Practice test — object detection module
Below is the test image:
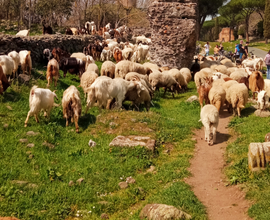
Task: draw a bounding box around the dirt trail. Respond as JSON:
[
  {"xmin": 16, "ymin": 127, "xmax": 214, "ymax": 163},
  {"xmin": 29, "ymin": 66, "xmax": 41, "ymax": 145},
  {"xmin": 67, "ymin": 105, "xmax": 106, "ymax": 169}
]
[{"xmin": 186, "ymin": 110, "xmax": 252, "ymax": 220}]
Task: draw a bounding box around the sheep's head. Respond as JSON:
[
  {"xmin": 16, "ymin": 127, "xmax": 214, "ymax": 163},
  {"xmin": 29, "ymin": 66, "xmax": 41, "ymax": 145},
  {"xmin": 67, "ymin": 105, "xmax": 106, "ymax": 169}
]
[
  {"xmin": 131, "ymin": 76, "xmax": 144, "ymax": 97},
  {"xmin": 146, "ymin": 67, "xmax": 152, "ymax": 75},
  {"xmin": 257, "ymin": 90, "xmax": 268, "ymax": 110}
]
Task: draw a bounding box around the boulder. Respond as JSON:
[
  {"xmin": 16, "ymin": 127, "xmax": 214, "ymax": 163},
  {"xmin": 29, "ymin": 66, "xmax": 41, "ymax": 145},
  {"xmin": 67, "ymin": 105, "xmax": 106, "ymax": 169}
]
[
  {"xmin": 248, "ymin": 142, "xmax": 270, "ymax": 171},
  {"xmin": 19, "ymin": 139, "xmax": 28, "ymax": 143},
  {"xmin": 18, "ymin": 74, "xmax": 31, "ymax": 85},
  {"xmin": 100, "ymin": 213, "xmax": 109, "ymax": 219},
  {"xmin": 109, "ymin": 136, "xmax": 155, "ymax": 151},
  {"xmin": 26, "ymin": 131, "xmax": 40, "ymax": 136},
  {"xmin": 186, "ymin": 95, "xmax": 199, "ymax": 103},
  {"xmin": 118, "ymin": 181, "xmax": 128, "ymax": 189},
  {"xmin": 254, "ymin": 110, "xmax": 270, "ymax": 117},
  {"xmin": 88, "ymin": 139, "xmax": 96, "ymax": 147},
  {"xmin": 140, "ymin": 204, "xmax": 191, "ymax": 220},
  {"xmin": 126, "ymin": 177, "xmax": 136, "ymax": 184}
]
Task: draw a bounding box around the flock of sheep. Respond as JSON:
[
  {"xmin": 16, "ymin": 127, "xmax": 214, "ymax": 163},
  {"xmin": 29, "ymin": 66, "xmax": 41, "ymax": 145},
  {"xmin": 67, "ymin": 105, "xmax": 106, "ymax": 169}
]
[{"xmin": 196, "ymin": 55, "xmax": 268, "ymax": 146}]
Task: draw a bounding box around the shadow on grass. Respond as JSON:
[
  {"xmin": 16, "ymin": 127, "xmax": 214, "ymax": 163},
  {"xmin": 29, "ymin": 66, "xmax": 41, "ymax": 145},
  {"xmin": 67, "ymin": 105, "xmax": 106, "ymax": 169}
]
[{"xmin": 215, "ymin": 131, "xmax": 231, "ymax": 144}]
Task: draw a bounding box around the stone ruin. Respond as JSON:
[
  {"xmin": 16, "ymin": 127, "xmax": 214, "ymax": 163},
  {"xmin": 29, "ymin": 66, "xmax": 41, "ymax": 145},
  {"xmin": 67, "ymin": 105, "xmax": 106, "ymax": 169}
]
[
  {"xmin": 148, "ymin": 0, "xmax": 198, "ymax": 69},
  {"xmin": 219, "ymin": 27, "xmax": 235, "ymax": 42}
]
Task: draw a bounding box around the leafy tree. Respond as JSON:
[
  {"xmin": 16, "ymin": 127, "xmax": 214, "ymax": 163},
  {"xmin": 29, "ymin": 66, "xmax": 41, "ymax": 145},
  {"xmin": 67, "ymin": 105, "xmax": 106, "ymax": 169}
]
[
  {"xmin": 230, "ymin": 0, "xmax": 265, "ymax": 42},
  {"xmin": 264, "ymin": 0, "xmax": 270, "ymax": 43},
  {"xmin": 214, "ymin": 17, "xmax": 219, "ymax": 40}
]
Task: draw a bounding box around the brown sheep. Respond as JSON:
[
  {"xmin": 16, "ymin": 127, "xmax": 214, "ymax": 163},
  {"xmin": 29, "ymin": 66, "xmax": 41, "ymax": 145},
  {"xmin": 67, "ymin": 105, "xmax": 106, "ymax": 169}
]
[
  {"xmin": 46, "ymin": 58, "xmax": 59, "ymax": 87},
  {"xmin": 249, "ymin": 71, "xmax": 264, "ymax": 99},
  {"xmin": 198, "ymin": 77, "xmax": 213, "ymax": 108}
]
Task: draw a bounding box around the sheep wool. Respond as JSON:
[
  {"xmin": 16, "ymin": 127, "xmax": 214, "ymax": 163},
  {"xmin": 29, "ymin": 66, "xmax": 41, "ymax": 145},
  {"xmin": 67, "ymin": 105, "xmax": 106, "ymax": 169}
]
[{"xmin": 100, "ymin": 61, "xmax": 115, "ymax": 78}]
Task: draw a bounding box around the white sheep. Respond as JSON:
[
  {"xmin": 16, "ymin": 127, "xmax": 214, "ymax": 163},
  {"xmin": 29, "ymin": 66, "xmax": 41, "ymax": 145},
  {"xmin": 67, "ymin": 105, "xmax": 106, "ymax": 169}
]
[
  {"xmin": 214, "ymin": 65, "xmax": 230, "ymax": 76},
  {"xmin": 0, "ymin": 55, "xmax": 15, "ymax": 78},
  {"xmin": 100, "ymin": 48, "xmax": 112, "ymax": 61},
  {"xmin": 222, "ymin": 80, "xmax": 239, "ymax": 92},
  {"xmin": 199, "ymin": 104, "xmax": 219, "ymax": 146},
  {"xmin": 115, "ymin": 60, "xmax": 152, "ymax": 79},
  {"xmin": 208, "ymin": 86, "xmax": 226, "ymax": 112},
  {"xmin": 122, "ymin": 48, "xmax": 133, "ymax": 60},
  {"xmin": 180, "ymin": 68, "xmax": 192, "ymax": 84},
  {"xmin": 143, "ymin": 62, "xmax": 160, "ymax": 72},
  {"xmin": 19, "ymin": 50, "xmax": 32, "ymax": 75},
  {"xmin": 80, "ymin": 71, "xmax": 98, "ymax": 98},
  {"xmin": 8, "ymin": 51, "xmax": 20, "ymax": 77},
  {"xmin": 194, "ymin": 69, "xmax": 213, "ymax": 90},
  {"xmin": 168, "ymin": 69, "xmax": 187, "ymax": 91},
  {"xmin": 230, "ymin": 70, "xmax": 248, "ymax": 81},
  {"xmin": 257, "ymin": 90, "xmax": 269, "ymax": 111},
  {"xmin": 264, "ymin": 79, "xmax": 270, "ymax": 98},
  {"xmin": 62, "ymin": 85, "xmax": 82, "ymax": 133},
  {"xmin": 100, "ymin": 61, "xmax": 115, "ymax": 78},
  {"xmin": 24, "ymin": 86, "xmax": 58, "ymax": 127},
  {"xmin": 86, "ymin": 63, "xmax": 99, "ymax": 75}
]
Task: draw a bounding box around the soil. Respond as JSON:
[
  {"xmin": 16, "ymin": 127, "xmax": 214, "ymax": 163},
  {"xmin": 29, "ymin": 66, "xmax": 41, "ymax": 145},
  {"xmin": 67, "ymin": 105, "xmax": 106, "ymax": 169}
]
[{"xmin": 186, "ymin": 109, "xmax": 252, "ymax": 220}]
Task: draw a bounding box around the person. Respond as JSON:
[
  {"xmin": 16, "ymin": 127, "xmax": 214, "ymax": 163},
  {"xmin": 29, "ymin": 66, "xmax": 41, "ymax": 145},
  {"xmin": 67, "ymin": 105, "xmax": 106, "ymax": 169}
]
[
  {"xmin": 239, "ymin": 40, "xmax": 245, "ymax": 60},
  {"xmin": 264, "ymin": 50, "xmax": 270, "ymax": 79},
  {"xmin": 204, "ymin": 42, "xmax": 210, "ymax": 56},
  {"xmin": 214, "ymin": 44, "xmax": 219, "ymax": 56},
  {"xmin": 235, "ymin": 44, "xmax": 240, "ymax": 60},
  {"xmin": 219, "ymin": 43, "xmax": 224, "ymax": 52},
  {"xmin": 244, "ymin": 42, "xmax": 249, "ymax": 58}
]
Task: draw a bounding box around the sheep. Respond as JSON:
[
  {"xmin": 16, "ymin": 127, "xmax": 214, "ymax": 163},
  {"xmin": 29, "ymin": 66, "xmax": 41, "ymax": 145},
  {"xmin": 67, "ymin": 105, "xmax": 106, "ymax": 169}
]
[
  {"xmin": 168, "ymin": 69, "xmax": 187, "ymax": 91},
  {"xmin": 0, "ymin": 64, "xmax": 10, "ymax": 94},
  {"xmin": 143, "ymin": 62, "xmax": 160, "ymax": 72},
  {"xmin": 212, "ymin": 78, "xmax": 225, "ymax": 87},
  {"xmin": 227, "ymin": 67, "xmax": 238, "ymax": 74},
  {"xmin": 264, "ymin": 79, "xmax": 270, "ymax": 98},
  {"xmin": 199, "ymin": 104, "xmax": 219, "ymax": 146},
  {"xmin": 86, "ymin": 63, "xmax": 99, "ymax": 75},
  {"xmin": 249, "ymin": 71, "xmax": 265, "ymax": 99},
  {"xmin": 194, "ymin": 69, "xmax": 213, "ymax": 90},
  {"xmin": 46, "ymin": 58, "xmax": 59, "ymax": 87},
  {"xmin": 115, "ymin": 60, "xmax": 152, "ymax": 78},
  {"xmin": 0, "ymin": 55, "xmax": 15, "ymax": 78},
  {"xmin": 198, "ymin": 77, "xmax": 213, "ymax": 108},
  {"xmin": 214, "ymin": 65, "xmax": 230, "ymax": 76},
  {"xmin": 24, "ymin": 86, "xmax": 58, "ymax": 127},
  {"xmin": 230, "ymin": 71, "xmax": 248, "ymax": 81},
  {"xmin": 16, "ymin": 29, "xmax": 30, "ymax": 36},
  {"xmin": 113, "ymin": 47, "xmax": 123, "ymax": 63},
  {"xmin": 85, "ymin": 76, "xmax": 144, "ymax": 112},
  {"xmin": 80, "ymin": 71, "xmax": 98, "ymax": 98},
  {"xmin": 100, "ymin": 61, "xmax": 115, "ymax": 78},
  {"xmin": 208, "ymin": 86, "xmax": 226, "ymax": 112},
  {"xmin": 242, "ymin": 58, "xmax": 264, "ymax": 71},
  {"xmin": 159, "ymin": 66, "xmax": 170, "ymax": 72},
  {"xmin": 71, "ymin": 52, "xmax": 93, "ymax": 69},
  {"xmin": 220, "ymin": 58, "xmax": 233, "ymax": 65},
  {"xmin": 19, "ymin": 50, "xmax": 32, "ymax": 75},
  {"xmin": 8, "ymin": 51, "xmax": 20, "ymax": 77},
  {"xmin": 137, "ymin": 44, "xmax": 149, "ymax": 62},
  {"xmin": 237, "ymin": 77, "xmax": 249, "ymax": 89},
  {"xmin": 100, "ymin": 48, "xmax": 112, "ymax": 61},
  {"xmin": 149, "ymin": 71, "xmax": 180, "ymax": 97},
  {"xmin": 180, "ymin": 68, "xmax": 192, "ymax": 84},
  {"xmin": 70, "ymin": 28, "xmax": 79, "ymax": 35},
  {"xmin": 226, "ymin": 83, "xmax": 249, "ymax": 116},
  {"xmin": 122, "ymin": 48, "xmax": 133, "ymax": 60},
  {"xmin": 222, "ymin": 80, "xmax": 239, "ymax": 92},
  {"xmin": 257, "ymin": 90, "xmax": 269, "ymax": 111},
  {"xmin": 62, "ymin": 85, "xmax": 82, "ymax": 133}
]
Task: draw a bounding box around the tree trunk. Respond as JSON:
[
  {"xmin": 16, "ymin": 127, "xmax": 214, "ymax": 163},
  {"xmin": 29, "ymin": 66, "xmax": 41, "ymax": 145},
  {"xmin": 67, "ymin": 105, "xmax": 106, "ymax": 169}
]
[
  {"xmin": 245, "ymin": 16, "xmax": 249, "ymax": 42},
  {"xmin": 84, "ymin": 0, "xmax": 88, "ymax": 22},
  {"xmin": 198, "ymin": 15, "xmax": 207, "ymax": 40},
  {"xmin": 28, "ymin": 0, "xmax": 31, "ymax": 30},
  {"xmin": 266, "ymin": 38, "xmax": 268, "ymax": 44}
]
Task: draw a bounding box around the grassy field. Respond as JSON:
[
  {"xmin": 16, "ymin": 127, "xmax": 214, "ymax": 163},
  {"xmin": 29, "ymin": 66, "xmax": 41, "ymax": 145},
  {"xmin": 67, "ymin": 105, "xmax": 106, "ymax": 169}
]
[{"xmin": 0, "ymin": 64, "xmax": 207, "ymax": 219}]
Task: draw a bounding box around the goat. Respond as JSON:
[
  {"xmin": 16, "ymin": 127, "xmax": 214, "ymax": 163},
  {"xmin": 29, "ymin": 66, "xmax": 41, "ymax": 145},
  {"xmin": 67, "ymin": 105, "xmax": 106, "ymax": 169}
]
[{"xmin": 198, "ymin": 77, "xmax": 213, "ymax": 108}]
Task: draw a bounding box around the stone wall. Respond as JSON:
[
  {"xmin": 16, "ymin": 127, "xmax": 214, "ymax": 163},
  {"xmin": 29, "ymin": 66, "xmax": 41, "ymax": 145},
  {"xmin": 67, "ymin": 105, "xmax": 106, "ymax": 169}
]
[
  {"xmin": 148, "ymin": 0, "xmax": 198, "ymax": 69},
  {"xmin": 219, "ymin": 28, "xmax": 234, "ymax": 42},
  {"xmin": 0, "ymin": 34, "xmax": 99, "ymax": 65}
]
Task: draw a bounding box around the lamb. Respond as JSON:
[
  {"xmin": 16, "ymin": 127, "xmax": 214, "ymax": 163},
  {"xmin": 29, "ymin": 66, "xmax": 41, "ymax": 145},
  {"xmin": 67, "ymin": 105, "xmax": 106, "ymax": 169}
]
[
  {"xmin": 226, "ymin": 83, "xmax": 249, "ymax": 116},
  {"xmin": 85, "ymin": 76, "xmax": 144, "ymax": 112},
  {"xmin": 180, "ymin": 68, "xmax": 192, "ymax": 84},
  {"xmin": 115, "ymin": 60, "xmax": 152, "ymax": 78},
  {"xmin": 24, "ymin": 86, "xmax": 58, "ymax": 127},
  {"xmin": 19, "ymin": 50, "xmax": 32, "ymax": 75},
  {"xmin": 16, "ymin": 29, "xmax": 30, "ymax": 36},
  {"xmin": 0, "ymin": 55, "xmax": 15, "ymax": 78},
  {"xmin": 198, "ymin": 77, "xmax": 213, "ymax": 108},
  {"xmin": 62, "ymin": 85, "xmax": 82, "ymax": 133},
  {"xmin": 86, "ymin": 63, "xmax": 99, "ymax": 75},
  {"xmin": 100, "ymin": 48, "xmax": 112, "ymax": 61},
  {"xmin": 199, "ymin": 104, "xmax": 219, "ymax": 146},
  {"xmin": 257, "ymin": 90, "xmax": 269, "ymax": 111},
  {"xmin": 249, "ymin": 71, "xmax": 264, "ymax": 99},
  {"xmin": 100, "ymin": 61, "xmax": 115, "ymax": 78},
  {"xmin": 46, "ymin": 58, "xmax": 59, "ymax": 87},
  {"xmin": 0, "ymin": 64, "xmax": 10, "ymax": 94},
  {"xmin": 208, "ymin": 85, "xmax": 226, "ymax": 112},
  {"xmin": 168, "ymin": 69, "xmax": 187, "ymax": 91},
  {"xmin": 8, "ymin": 51, "xmax": 20, "ymax": 77},
  {"xmin": 80, "ymin": 71, "xmax": 98, "ymax": 98},
  {"xmin": 122, "ymin": 48, "xmax": 133, "ymax": 60}
]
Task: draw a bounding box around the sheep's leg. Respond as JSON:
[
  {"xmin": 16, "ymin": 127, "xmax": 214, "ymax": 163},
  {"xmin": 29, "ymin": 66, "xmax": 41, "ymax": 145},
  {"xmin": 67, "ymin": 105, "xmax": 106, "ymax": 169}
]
[
  {"xmin": 24, "ymin": 111, "xmax": 33, "ymax": 127},
  {"xmin": 253, "ymin": 92, "xmax": 255, "ymax": 100},
  {"xmin": 163, "ymin": 88, "xmax": 167, "ymax": 97},
  {"xmin": 54, "ymin": 76, "xmax": 58, "ymax": 87},
  {"xmin": 232, "ymin": 107, "xmax": 237, "ymax": 116},
  {"xmin": 212, "ymin": 124, "xmax": 217, "ymax": 145},
  {"xmin": 204, "ymin": 124, "xmax": 210, "ymax": 142},
  {"xmin": 66, "ymin": 117, "xmax": 69, "ymax": 127},
  {"xmin": 199, "ymin": 95, "xmax": 203, "ymax": 108},
  {"xmin": 74, "ymin": 115, "xmax": 79, "ymax": 133},
  {"xmin": 237, "ymin": 107, "xmax": 241, "ymax": 117}
]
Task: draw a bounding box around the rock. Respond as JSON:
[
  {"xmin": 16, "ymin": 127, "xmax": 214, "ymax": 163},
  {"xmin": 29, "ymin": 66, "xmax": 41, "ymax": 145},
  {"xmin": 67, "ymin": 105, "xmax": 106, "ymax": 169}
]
[
  {"xmin": 254, "ymin": 110, "xmax": 270, "ymax": 117},
  {"xmin": 19, "ymin": 139, "xmax": 28, "ymax": 143},
  {"xmin": 147, "ymin": 166, "xmax": 156, "ymax": 173},
  {"xmin": 6, "ymin": 105, "xmax": 12, "ymax": 110},
  {"xmin": 100, "ymin": 213, "xmax": 109, "ymax": 219},
  {"xmin": 118, "ymin": 181, "xmax": 128, "ymax": 189},
  {"xmin": 248, "ymin": 142, "xmax": 270, "ymax": 171},
  {"xmin": 148, "ymin": 1, "xmax": 198, "ymax": 69},
  {"xmin": 140, "ymin": 204, "xmax": 192, "ymax": 220},
  {"xmin": 27, "ymin": 143, "xmax": 35, "ymax": 148},
  {"xmin": 18, "ymin": 74, "xmax": 31, "ymax": 85},
  {"xmin": 69, "ymin": 181, "xmax": 75, "ymax": 187},
  {"xmin": 76, "ymin": 178, "xmax": 84, "ymax": 185},
  {"xmin": 3, "ymin": 124, "xmax": 8, "ymax": 128},
  {"xmin": 29, "ymin": 154, "xmax": 34, "ymax": 159},
  {"xmin": 42, "ymin": 142, "xmax": 55, "ymax": 149},
  {"xmin": 26, "ymin": 131, "xmax": 40, "ymax": 136},
  {"xmin": 126, "ymin": 177, "xmax": 136, "ymax": 184},
  {"xmin": 109, "ymin": 122, "xmax": 118, "ymax": 127},
  {"xmin": 265, "ymin": 133, "xmax": 270, "ymax": 142},
  {"xmin": 186, "ymin": 95, "xmax": 199, "ymax": 103},
  {"xmin": 88, "ymin": 139, "xmax": 96, "ymax": 147},
  {"xmin": 11, "ymin": 180, "xmax": 28, "ymax": 186},
  {"xmin": 109, "ymin": 136, "xmax": 155, "ymax": 151}
]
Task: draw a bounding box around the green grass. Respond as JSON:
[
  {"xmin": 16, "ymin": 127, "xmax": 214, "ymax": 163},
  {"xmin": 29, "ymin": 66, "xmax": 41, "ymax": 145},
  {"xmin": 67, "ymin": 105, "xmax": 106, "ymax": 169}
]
[
  {"xmin": 226, "ymin": 107, "xmax": 270, "ymax": 220},
  {"xmin": 0, "ymin": 64, "xmax": 207, "ymax": 219}
]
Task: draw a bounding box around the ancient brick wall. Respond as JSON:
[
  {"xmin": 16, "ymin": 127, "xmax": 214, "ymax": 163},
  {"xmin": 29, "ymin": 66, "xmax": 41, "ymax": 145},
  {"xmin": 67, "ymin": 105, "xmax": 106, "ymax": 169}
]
[
  {"xmin": 0, "ymin": 34, "xmax": 98, "ymax": 65},
  {"xmin": 148, "ymin": 0, "xmax": 198, "ymax": 69},
  {"xmin": 219, "ymin": 28, "xmax": 235, "ymax": 42}
]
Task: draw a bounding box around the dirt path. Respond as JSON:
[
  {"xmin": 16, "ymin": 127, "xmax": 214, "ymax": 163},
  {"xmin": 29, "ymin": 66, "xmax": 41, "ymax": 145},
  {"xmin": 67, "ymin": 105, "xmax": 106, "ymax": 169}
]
[{"xmin": 186, "ymin": 110, "xmax": 252, "ymax": 220}]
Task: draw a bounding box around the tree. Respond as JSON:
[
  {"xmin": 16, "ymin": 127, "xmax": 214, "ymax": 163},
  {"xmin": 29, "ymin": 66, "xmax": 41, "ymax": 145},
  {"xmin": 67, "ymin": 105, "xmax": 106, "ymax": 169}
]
[
  {"xmin": 214, "ymin": 17, "xmax": 219, "ymax": 40},
  {"xmin": 198, "ymin": 0, "xmax": 226, "ymax": 40},
  {"xmin": 264, "ymin": 0, "xmax": 270, "ymax": 43},
  {"xmin": 231, "ymin": 0, "xmax": 265, "ymax": 42}
]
